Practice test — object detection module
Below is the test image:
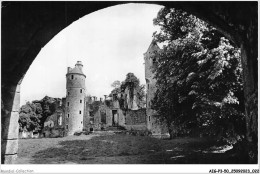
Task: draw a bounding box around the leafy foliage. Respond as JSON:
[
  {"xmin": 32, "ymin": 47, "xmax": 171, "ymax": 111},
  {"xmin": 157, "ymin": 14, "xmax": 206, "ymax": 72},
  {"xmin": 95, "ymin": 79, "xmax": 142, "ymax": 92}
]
[
  {"xmin": 89, "ymin": 101, "xmax": 102, "ymax": 114},
  {"xmin": 121, "ymin": 73, "xmax": 140, "ymax": 91},
  {"xmin": 19, "ymin": 96, "xmax": 61, "ymax": 132},
  {"xmin": 19, "ymin": 102, "xmax": 41, "ymax": 132},
  {"xmin": 122, "ymin": 73, "xmax": 146, "ymax": 104},
  {"xmin": 109, "ymin": 73, "xmax": 145, "ymax": 110},
  {"xmin": 111, "ymin": 80, "xmax": 121, "ymax": 89},
  {"xmin": 151, "ymin": 7, "xmax": 245, "ymax": 140}
]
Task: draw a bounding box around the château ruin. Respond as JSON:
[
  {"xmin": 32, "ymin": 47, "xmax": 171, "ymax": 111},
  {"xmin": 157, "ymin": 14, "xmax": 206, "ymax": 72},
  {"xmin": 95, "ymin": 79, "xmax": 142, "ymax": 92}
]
[{"xmin": 41, "ymin": 42, "xmax": 168, "ymax": 138}]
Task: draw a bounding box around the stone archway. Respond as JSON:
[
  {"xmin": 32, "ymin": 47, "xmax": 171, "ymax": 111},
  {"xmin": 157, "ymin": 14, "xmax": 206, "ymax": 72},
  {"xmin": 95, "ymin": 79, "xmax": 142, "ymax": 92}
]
[{"xmin": 1, "ymin": 1, "xmax": 257, "ymax": 164}]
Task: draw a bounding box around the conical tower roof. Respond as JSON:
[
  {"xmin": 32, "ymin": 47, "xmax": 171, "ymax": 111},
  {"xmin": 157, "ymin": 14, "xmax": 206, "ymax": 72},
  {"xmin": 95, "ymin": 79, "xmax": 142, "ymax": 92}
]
[{"xmin": 66, "ymin": 61, "xmax": 86, "ymax": 77}]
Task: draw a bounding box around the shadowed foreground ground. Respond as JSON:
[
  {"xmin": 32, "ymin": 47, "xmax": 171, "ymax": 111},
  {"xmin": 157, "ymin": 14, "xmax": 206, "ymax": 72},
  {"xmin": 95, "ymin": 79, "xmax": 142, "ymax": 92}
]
[{"xmin": 17, "ymin": 132, "xmax": 246, "ymax": 164}]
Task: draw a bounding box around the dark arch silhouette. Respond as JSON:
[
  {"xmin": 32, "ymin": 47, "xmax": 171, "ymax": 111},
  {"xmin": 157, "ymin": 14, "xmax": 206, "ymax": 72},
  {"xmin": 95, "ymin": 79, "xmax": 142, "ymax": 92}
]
[{"xmin": 1, "ymin": 1, "xmax": 257, "ymax": 164}]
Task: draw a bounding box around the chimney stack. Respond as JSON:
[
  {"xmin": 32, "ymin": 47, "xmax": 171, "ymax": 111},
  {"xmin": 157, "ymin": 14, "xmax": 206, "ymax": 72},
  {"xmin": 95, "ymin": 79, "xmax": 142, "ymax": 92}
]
[
  {"xmin": 67, "ymin": 67, "xmax": 72, "ymax": 73},
  {"xmin": 75, "ymin": 61, "xmax": 83, "ymax": 70}
]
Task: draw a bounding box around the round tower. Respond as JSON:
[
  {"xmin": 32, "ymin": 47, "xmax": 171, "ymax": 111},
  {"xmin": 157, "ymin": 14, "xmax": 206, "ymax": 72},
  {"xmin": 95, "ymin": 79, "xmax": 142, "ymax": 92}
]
[{"xmin": 65, "ymin": 61, "xmax": 86, "ymax": 135}]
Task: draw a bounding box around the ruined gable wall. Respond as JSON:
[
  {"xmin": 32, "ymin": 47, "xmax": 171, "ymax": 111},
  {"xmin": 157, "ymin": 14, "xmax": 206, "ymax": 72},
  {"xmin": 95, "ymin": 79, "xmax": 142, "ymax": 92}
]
[{"xmin": 117, "ymin": 109, "xmax": 125, "ymax": 127}]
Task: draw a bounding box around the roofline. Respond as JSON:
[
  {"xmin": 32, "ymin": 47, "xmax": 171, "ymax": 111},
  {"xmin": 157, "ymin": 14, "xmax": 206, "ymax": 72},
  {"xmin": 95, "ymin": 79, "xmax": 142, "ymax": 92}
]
[
  {"xmin": 144, "ymin": 40, "xmax": 160, "ymax": 55},
  {"xmin": 66, "ymin": 73, "xmax": 86, "ymax": 78}
]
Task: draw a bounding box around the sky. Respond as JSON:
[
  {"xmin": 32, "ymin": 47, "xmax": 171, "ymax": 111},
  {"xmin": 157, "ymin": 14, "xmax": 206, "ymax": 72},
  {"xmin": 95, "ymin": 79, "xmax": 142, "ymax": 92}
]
[{"xmin": 20, "ymin": 3, "xmax": 163, "ymax": 106}]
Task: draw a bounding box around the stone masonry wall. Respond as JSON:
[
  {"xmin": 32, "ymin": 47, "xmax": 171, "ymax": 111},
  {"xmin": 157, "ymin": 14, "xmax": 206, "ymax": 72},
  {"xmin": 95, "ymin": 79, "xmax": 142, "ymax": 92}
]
[
  {"xmin": 65, "ymin": 73, "xmax": 85, "ymax": 135},
  {"xmin": 85, "ymin": 104, "xmax": 113, "ymax": 131},
  {"xmin": 144, "ymin": 41, "xmax": 168, "ymax": 135},
  {"xmin": 125, "ymin": 109, "xmax": 147, "ymax": 130}
]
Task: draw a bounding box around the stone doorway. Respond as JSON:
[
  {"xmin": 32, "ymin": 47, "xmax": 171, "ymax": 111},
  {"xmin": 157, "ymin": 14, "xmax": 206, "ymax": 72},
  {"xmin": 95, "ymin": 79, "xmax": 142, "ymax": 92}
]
[{"xmin": 112, "ymin": 110, "xmax": 119, "ymax": 127}]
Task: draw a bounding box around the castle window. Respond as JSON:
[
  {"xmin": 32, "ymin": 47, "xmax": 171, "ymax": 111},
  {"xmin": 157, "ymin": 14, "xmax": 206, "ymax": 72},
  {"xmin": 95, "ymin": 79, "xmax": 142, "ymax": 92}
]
[
  {"xmin": 67, "ymin": 92, "xmax": 70, "ymax": 96},
  {"xmin": 79, "ymin": 110, "xmax": 81, "ymax": 114},
  {"xmin": 90, "ymin": 117, "xmax": 94, "ymax": 124},
  {"xmin": 81, "ymin": 121, "xmax": 83, "ymax": 124},
  {"xmin": 58, "ymin": 116, "xmax": 62, "ymax": 126},
  {"xmin": 71, "ymin": 75, "xmax": 74, "ymax": 79},
  {"xmin": 68, "ymin": 114, "xmax": 69, "ymax": 118},
  {"xmin": 66, "ymin": 125, "xmax": 68, "ymax": 129},
  {"xmin": 67, "ymin": 102, "xmax": 69, "ymax": 106},
  {"xmin": 113, "ymin": 94, "xmax": 117, "ymax": 101},
  {"xmin": 100, "ymin": 110, "xmax": 106, "ymax": 124},
  {"xmin": 80, "ymin": 100, "xmax": 82, "ymax": 103},
  {"xmin": 149, "ymin": 116, "xmax": 151, "ymax": 122},
  {"xmin": 80, "ymin": 89, "xmax": 82, "ymax": 93}
]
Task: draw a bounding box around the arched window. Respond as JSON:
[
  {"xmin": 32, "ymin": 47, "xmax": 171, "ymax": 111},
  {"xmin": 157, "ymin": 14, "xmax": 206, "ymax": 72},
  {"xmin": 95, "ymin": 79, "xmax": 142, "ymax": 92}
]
[
  {"xmin": 79, "ymin": 110, "xmax": 81, "ymax": 114},
  {"xmin": 71, "ymin": 75, "xmax": 74, "ymax": 79},
  {"xmin": 58, "ymin": 115, "xmax": 62, "ymax": 126},
  {"xmin": 80, "ymin": 89, "xmax": 82, "ymax": 93}
]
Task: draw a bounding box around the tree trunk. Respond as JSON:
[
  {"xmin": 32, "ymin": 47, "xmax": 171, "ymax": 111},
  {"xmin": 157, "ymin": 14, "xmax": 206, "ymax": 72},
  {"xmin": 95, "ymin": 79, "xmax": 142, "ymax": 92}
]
[
  {"xmin": 168, "ymin": 127, "xmax": 173, "ymax": 139},
  {"xmin": 166, "ymin": 120, "xmax": 174, "ymax": 139},
  {"xmin": 240, "ymin": 22, "xmax": 258, "ymax": 163}
]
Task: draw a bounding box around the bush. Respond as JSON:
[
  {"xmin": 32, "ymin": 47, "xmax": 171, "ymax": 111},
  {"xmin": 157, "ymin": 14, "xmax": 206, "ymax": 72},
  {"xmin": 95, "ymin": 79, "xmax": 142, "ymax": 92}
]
[
  {"xmin": 126, "ymin": 129, "xmax": 152, "ymax": 136},
  {"xmin": 117, "ymin": 126, "xmax": 126, "ymax": 130},
  {"xmin": 83, "ymin": 130, "xmax": 91, "ymax": 135},
  {"xmin": 74, "ymin": 131, "xmax": 82, "ymax": 136},
  {"xmin": 74, "ymin": 130, "xmax": 91, "ymax": 136}
]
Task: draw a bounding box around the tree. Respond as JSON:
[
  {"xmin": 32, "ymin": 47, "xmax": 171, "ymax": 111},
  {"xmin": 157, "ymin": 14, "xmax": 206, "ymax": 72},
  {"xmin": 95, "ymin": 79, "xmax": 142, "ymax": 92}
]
[
  {"xmin": 121, "ymin": 73, "xmax": 140, "ymax": 92},
  {"xmin": 151, "ymin": 7, "xmax": 245, "ymax": 140},
  {"xmin": 19, "ymin": 96, "xmax": 61, "ymax": 132},
  {"xmin": 109, "ymin": 80, "xmax": 122, "ymax": 98},
  {"xmin": 111, "ymin": 80, "xmax": 121, "ymax": 89},
  {"xmin": 121, "ymin": 73, "xmax": 145, "ymax": 108},
  {"xmin": 19, "ymin": 102, "xmax": 41, "ymax": 132},
  {"xmin": 108, "ymin": 73, "xmax": 145, "ymax": 110}
]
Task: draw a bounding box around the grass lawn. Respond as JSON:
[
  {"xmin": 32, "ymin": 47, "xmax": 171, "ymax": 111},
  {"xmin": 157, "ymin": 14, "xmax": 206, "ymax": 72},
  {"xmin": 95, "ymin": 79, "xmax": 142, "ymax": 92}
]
[{"xmin": 17, "ymin": 132, "xmax": 245, "ymax": 164}]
